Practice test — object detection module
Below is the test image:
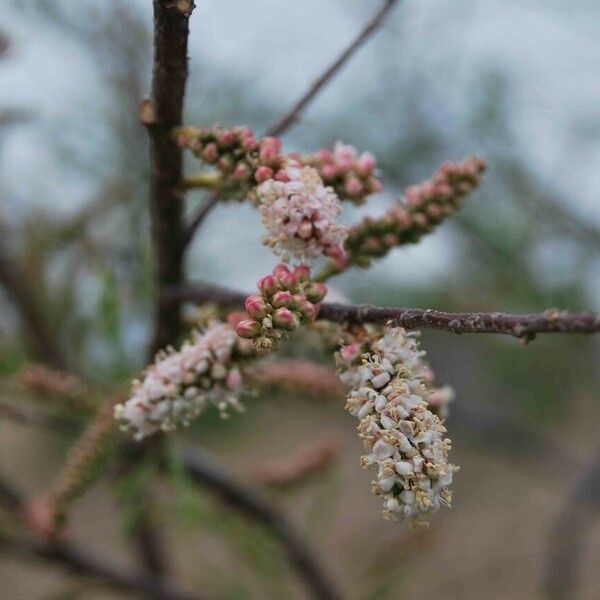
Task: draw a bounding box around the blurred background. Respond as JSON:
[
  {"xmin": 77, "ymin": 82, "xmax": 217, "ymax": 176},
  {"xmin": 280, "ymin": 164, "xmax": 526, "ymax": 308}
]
[{"xmin": 1, "ymin": 0, "xmax": 599, "ymax": 598}]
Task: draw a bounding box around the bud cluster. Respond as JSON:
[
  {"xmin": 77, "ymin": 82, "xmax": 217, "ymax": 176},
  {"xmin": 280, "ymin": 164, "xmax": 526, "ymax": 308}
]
[
  {"xmin": 176, "ymin": 125, "xmax": 289, "ymax": 201},
  {"xmin": 258, "ymin": 165, "xmax": 348, "ymax": 263},
  {"xmin": 302, "ymin": 142, "xmax": 383, "ymax": 205},
  {"xmin": 236, "ymin": 264, "xmax": 327, "ymax": 353},
  {"xmin": 321, "ymin": 157, "xmax": 486, "ymax": 277},
  {"xmin": 115, "ymin": 317, "xmax": 255, "ymax": 440},
  {"xmin": 335, "ymin": 324, "xmax": 457, "ymax": 526},
  {"xmin": 178, "ymin": 125, "xmax": 382, "ymax": 204}
]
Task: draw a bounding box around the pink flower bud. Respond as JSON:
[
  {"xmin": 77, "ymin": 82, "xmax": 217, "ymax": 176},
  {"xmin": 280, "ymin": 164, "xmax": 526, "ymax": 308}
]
[
  {"xmin": 274, "ymin": 169, "xmax": 291, "ymax": 182},
  {"xmin": 324, "ymin": 244, "xmax": 347, "ymax": 267},
  {"xmin": 259, "ymin": 137, "xmax": 281, "ymax": 162},
  {"xmin": 435, "ymin": 182, "xmax": 453, "ymax": 197},
  {"xmin": 278, "ymin": 270, "xmax": 299, "ymax": 292},
  {"xmin": 177, "ymin": 134, "xmax": 189, "ymax": 147},
  {"xmin": 255, "ymin": 166, "xmax": 274, "ymax": 182},
  {"xmin": 258, "ymin": 274, "xmax": 280, "ymax": 297},
  {"xmin": 218, "ymin": 156, "xmax": 232, "ymax": 171},
  {"xmin": 272, "ymin": 307, "xmax": 300, "ymax": 330},
  {"xmin": 321, "ymin": 163, "xmax": 338, "ymax": 181},
  {"xmin": 356, "ymin": 152, "xmax": 376, "ymax": 175},
  {"xmin": 394, "ymin": 209, "xmax": 412, "ymax": 229},
  {"xmin": 293, "ymin": 264, "xmax": 311, "ymax": 282},
  {"xmin": 236, "ymin": 319, "xmax": 261, "ymax": 339},
  {"xmin": 241, "ymin": 136, "xmax": 258, "ymax": 151},
  {"xmin": 345, "ymin": 177, "xmax": 363, "ymax": 197},
  {"xmin": 217, "ymin": 130, "xmax": 236, "ymax": 147},
  {"xmin": 272, "ymin": 263, "xmax": 291, "ymax": 279},
  {"xmin": 245, "ymin": 294, "xmax": 268, "ymax": 319},
  {"xmin": 426, "ymin": 203, "xmax": 443, "ymax": 219},
  {"xmin": 335, "ymin": 146, "xmax": 356, "ymax": 171},
  {"xmin": 203, "ymin": 143, "xmax": 218, "ymax": 163},
  {"xmin": 233, "ymin": 162, "xmax": 249, "ymax": 179},
  {"xmin": 288, "ymin": 294, "xmax": 306, "ymax": 311},
  {"xmin": 296, "ymin": 299, "xmax": 318, "ymax": 320},
  {"xmin": 318, "ymin": 148, "xmax": 333, "ymax": 161},
  {"xmin": 271, "ymin": 290, "xmax": 294, "ymax": 308},
  {"xmin": 226, "ymin": 311, "xmax": 247, "ymax": 327},
  {"xmin": 304, "ymin": 282, "xmax": 328, "ymax": 304}
]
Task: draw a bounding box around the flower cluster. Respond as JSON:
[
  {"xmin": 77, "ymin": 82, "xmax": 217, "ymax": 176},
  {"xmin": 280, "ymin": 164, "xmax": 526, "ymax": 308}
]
[
  {"xmin": 176, "ymin": 125, "xmax": 289, "ymax": 201},
  {"xmin": 319, "ymin": 157, "xmax": 486, "ymax": 278},
  {"xmin": 115, "ymin": 316, "xmax": 255, "ymax": 440},
  {"xmin": 258, "ymin": 166, "xmax": 348, "ymax": 264},
  {"xmin": 336, "ymin": 324, "xmax": 457, "ymax": 526},
  {"xmin": 302, "ymin": 142, "xmax": 383, "ymax": 204},
  {"xmin": 236, "ymin": 264, "xmax": 327, "ymax": 353}
]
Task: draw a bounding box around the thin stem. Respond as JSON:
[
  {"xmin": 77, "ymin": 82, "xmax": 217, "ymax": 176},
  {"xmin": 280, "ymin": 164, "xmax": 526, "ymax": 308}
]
[
  {"xmin": 183, "ymin": 0, "xmax": 400, "ymax": 247},
  {"xmin": 0, "ymin": 227, "xmax": 68, "ymax": 370},
  {"xmin": 181, "ymin": 172, "xmax": 223, "ymax": 190},
  {"xmin": 266, "ymin": 0, "xmax": 401, "ymax": 137},
  {"xmin": 166, "ymin": 282, "xmax": 600, "ymax": 339},
  {"xmin": 180, "ymin": 448, "xmax": 340, "ymax": 600}
]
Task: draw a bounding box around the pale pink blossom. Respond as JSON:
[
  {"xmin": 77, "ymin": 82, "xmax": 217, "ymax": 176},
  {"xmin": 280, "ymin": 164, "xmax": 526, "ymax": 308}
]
[{"xmin": 258, "ymin": 166, "xmax": 347, "ymax": 263}]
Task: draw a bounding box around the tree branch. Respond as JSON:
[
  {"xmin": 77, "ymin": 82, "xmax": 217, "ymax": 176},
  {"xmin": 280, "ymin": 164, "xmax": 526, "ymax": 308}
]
[
  {"xmin": 265, "ymin": 0, "xmax": 401, "ymax": 137},
  {"xmin": 542, "ymin": 445, "xmax": 600, "ymax": 600},
  {"xmin": 135, "ymin": 0, "xmax": 196, "ymax": 584},
  {"xmin": 0, "ymin": 472, "xmax": 207, "ymax": 600},
  {"xmin": 166, "ymin": 282, "xmax": 600, "ymax": 339},
  {"xmin": 180, "ymin": 448, "xmax": 340, "ymax": 600},
  {"xmin": 144, "ymin": 0, "xmax": 194, "ymax": 357},
  {"xmin": 182, "ymin": 0, "xmax": 400, "ymax": 246},
  {"xmin": 0, "ymin": 230, "xmax": 68, "ymax": 370},
  {"xmin": 0, "ymin": 536, "xmax": 207, "ymax": 600}
]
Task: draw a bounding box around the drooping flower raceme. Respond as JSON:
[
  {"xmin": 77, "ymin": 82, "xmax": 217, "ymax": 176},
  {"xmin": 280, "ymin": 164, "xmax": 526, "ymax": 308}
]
[
  {"xmin": 236, "ymin": 263, "xmax": 327, "ymax": 353},
  {"xmin": 336, "ymin": 324, "xmax": 457, "ymax": 526},
  {"xmin": 115, "ymin": 317, "xmax": 255, "ymax": 440},
  {"xmin": 258, "ymin": 166, "xmax": 348, "ymax": 264}
]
